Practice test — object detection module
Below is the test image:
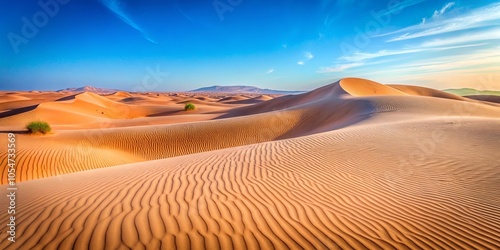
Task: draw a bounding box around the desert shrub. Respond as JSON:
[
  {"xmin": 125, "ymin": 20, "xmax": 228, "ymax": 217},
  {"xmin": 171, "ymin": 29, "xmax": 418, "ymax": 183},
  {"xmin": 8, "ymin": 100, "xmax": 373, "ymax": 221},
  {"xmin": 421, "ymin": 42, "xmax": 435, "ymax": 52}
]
[
  {"xmin": 184, "ymin": 103, "xmax": 196, "ymax": 111},
  {"xmin": 26, "ymin": 121, "xmax": 52, "ymax": 134}
]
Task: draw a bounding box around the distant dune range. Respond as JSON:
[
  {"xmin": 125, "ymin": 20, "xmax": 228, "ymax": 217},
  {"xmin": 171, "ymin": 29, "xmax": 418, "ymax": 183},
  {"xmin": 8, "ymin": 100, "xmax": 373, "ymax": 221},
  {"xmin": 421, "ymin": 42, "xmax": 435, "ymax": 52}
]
[{"xmin": 0, "ymin": 78, "xmax": 499, "ymax": 249}]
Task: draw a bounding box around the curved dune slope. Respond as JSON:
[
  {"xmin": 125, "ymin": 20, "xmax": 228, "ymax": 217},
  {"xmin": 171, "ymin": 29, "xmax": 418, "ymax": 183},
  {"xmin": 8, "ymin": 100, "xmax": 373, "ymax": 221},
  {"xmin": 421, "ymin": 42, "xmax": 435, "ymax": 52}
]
[
  {"xmin": 0, "ymin": 92, "xmax": 134, "ymax": 127},
  {"xmin": 0, "ymin": 94, "xmax": 30, "ymax": 103},
  {"xmin": 0, "ymin": 117, "xmax": 499, "ymax": 249},
  {"xmin": 217, "ymin": 95, "xmax": 250, "ymax": 102},
  {"xmin": 0, "ymin": 92, "xmax": 71, "ymax": 114},
  {"xmin": 195, "ymin": 96, "xmax": 219, "ymax": 102},
  {"xmin": 389, "ymin": 84, "xmax": 466, "ymax": 100},
  {"xmin": 221, "ymin": 95, "xmax": 274, "ymax": 105},
  {"xmin": 0, "ymin": 96, "xmax": 373, "ymax": 183},
  {"xmin": 111, "ymin": 91, "xmax": 132, "ymax": 98},
  {"xmin": 219, "ymin": 80, "xmax": 351, "ymax": 117}
]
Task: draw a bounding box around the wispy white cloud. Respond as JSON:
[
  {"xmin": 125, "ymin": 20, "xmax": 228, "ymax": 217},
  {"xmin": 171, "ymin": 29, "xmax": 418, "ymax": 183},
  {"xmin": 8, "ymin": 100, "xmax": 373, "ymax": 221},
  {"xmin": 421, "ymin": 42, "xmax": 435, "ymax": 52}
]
[
  {"xmin": 297, "ymin": 52, "xmax": 314, "ymax": 66},
  {"xmin": 340, "ymin": 49, "xmax": 422, "ymax": 62},
  {"xmin": 419, "ymin": 3, "xmax": 454, "ymax": 29},
  {"xmin": 340, "ymin": 43, "xmax": 484, "ymax": 62},
  {"xmin": 304, "ymin": 52, "xmax": 314, "ymax": 60},
  {"xmin": 317, "ymin": 63, "xmax": 363, "ymax": 73},
  {"xmin": 360, "ymin": 46, "xmax": 500, "ymax": 75},
  {"xmin": 266, "ymin": 69, "xmax": 275, "ymax": 74},
  {"xmin": 375, "ymin": 0, "xmax": 428, "ymax": 16},
  {"xmin": 379, "ymin": 2, "xmax": 500, "ymax": 42},
  {"xmin": 319, "ymin": 42, "xmax": 489, "ymax": 76},
  {"xmin": 421, "ymin": 28, "xmax": 500, "ymax": 47},
  {"xmin": 98, "ymin": 0, "xmax": 158, "ymax": 44},
  {"xmin": 396, "ymin": 47, "xmax": 500, "ymax": 72},
  {"xmin": 371, "ymin": 56, "xmax": 500, "ymax": 88},
  {"xmin": 343, "ymin": 46, "xmax": 500, "ymax": 89},
  {"xmin": 432, "ymin": 2, "xmax": 455, "ymax": 18}
]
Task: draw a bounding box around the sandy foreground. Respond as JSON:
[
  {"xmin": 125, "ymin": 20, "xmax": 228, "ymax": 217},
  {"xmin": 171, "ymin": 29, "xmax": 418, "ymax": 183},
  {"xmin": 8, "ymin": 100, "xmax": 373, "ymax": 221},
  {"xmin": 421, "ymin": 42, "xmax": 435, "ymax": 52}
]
[{"xmin": 0, "ymin": 78, "xmax": 499, "ymax": 249}]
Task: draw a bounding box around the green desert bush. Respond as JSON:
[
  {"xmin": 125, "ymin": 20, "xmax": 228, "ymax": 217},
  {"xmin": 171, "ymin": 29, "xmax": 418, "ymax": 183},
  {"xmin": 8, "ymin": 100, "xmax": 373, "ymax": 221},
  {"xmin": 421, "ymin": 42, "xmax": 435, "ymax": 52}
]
[
  {"xmin": 184, "ymin": 103, "xmax": 196, "ymax": 111},
  {"xmin": 26, "ymin": 121, "xmax": 52, "ymax": 134}
]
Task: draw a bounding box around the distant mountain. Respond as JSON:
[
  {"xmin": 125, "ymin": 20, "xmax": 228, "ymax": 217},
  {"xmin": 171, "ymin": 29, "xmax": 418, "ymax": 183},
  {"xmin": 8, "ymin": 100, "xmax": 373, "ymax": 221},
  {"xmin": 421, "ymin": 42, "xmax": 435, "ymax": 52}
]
[
  {"xmin": 190, "ymin": 85, "xmax": 304, "ymax": 95},
  {"xmin": 57, "ymin": 86, "xmax": 122, "ymax": 94},
  {"xmin": 444, "ymin": 88, "xmax": 500, "ymax": 96}
]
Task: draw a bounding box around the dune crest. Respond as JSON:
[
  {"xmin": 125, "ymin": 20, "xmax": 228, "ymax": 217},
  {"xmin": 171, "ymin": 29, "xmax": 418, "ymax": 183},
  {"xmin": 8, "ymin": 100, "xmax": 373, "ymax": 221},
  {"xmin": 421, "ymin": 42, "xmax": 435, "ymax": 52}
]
[
  {"xmin": 339, "ymin": 78, "xmax": 409, "ymax": 96},
  {"xmin": 111, "ymin": 91, "xmax": 132, "ymax": 97}
]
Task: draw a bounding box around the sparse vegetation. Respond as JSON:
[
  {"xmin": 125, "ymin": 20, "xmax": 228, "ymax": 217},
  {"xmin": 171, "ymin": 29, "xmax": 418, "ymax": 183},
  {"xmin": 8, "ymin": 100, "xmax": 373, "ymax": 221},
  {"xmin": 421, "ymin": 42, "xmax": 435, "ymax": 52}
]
[
  {"xmin": 184, "ymin": 103, "xmax": 196, "ymax": 111},
  {"xmin": 26, "ymin": 121, "xmax": 52, "ymax": 134}
]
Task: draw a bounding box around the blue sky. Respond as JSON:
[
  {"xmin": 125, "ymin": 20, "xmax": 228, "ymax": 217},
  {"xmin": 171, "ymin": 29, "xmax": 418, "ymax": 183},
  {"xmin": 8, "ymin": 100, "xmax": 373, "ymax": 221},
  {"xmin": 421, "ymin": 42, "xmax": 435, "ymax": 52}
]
[{"xmin": 1, "ymin": 0, "xmax": 499, "ymax": 91}]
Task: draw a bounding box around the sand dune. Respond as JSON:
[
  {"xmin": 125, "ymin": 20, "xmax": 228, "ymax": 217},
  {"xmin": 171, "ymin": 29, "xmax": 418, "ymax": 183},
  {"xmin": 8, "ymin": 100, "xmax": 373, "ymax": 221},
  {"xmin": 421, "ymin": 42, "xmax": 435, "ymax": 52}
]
[
  {"xmin": 2, "ymin": 78, "xmax": 500, "ymax": 183},
  {"xmin": 0, "ymin": 77, "xmax": 499, "ymax": 249},
  {"xmin": 221, "ymin": 95, "xmax": 275, "ymax": 104},
  {"xmin": 217, "ymin": 95, "xmax": 251, "ymax": 103},
  {"xmin": 339, "ymin": 78, "xmax": 409, "ymax": 96},
  {"xmin": 0, "ymin": 92, "xmax": 70, "ymax": 112},
  {"xmin": 176, "ymin": 98, "xmax": 233, "ymax": 107},
  {"xmin": 195, "ymin": 96, "xmax": 219, "ymax": 102},
  {"xmin": 0, "ymin": 94, "xmax": 30, "ymax": 103},
  {"xmin": 111, "ymin": 91, "xmax": 132, "ymax": 98},
  {"xmin": 389, "ymin": 84, "xmax": 466, "ymax": 100},
  {"xmin": 0, "ymin": 91, "xmax": 234, "ymax": 130},
  {"xmin": 0, "ymin": 115, "xmax": 498, "ymax": 249}
]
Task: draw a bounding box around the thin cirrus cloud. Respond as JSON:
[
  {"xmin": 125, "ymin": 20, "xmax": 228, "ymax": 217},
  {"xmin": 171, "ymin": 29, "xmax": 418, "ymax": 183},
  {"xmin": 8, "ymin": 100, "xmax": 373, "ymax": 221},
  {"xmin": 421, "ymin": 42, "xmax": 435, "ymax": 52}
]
[
  {"xmin": 396, "ymin": 52, "xmax": 500, "ymax": 70},
  {"xmin": 98, "ymin": 0, "xmax": 158, "ymax": 44},
  {"xmin": 318, "ymin": 2, "xmax": 499, "ymax": 75},
  {"xmin": 421, "ymin": 28, "xmax": 500, "ymax": 47},
  {"xmin": 375, "ymin": 0, "xmax": 428, "ymax": 16},
  {"xmin": 369, "ymin": 46, "xmax": 500, "ymax": 76},
  {"xmin": 297, "ymin": 52, "xmax": 314, "ymax": 65},
  {"xmin": 338, "ymin": 44, "xmax": 485, "ymax": 63},
  {"xmin": 422, "ymin": 2, "xmax": 455, "ymax": 24},
  {"xmin": 317, "ymin": 42, "xmax": 487, "ymax": 74},
  {"xmin": 317, "ymin": 63, "xmax": 363, "ymax": 73},
  {"xmin": 432, "ymin": 2, "xmax": 455, "ymax": 18},
  {"xmin": 379, "ymin": 2, "xmax": 500, "ymax": 42},
  {"xmin": 320, "ymin": 3, "xmax": 498, "ymax": 75},
  {"xmin": 266, "ymin": 69, "xmax": 275, "ymax": 74}
]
